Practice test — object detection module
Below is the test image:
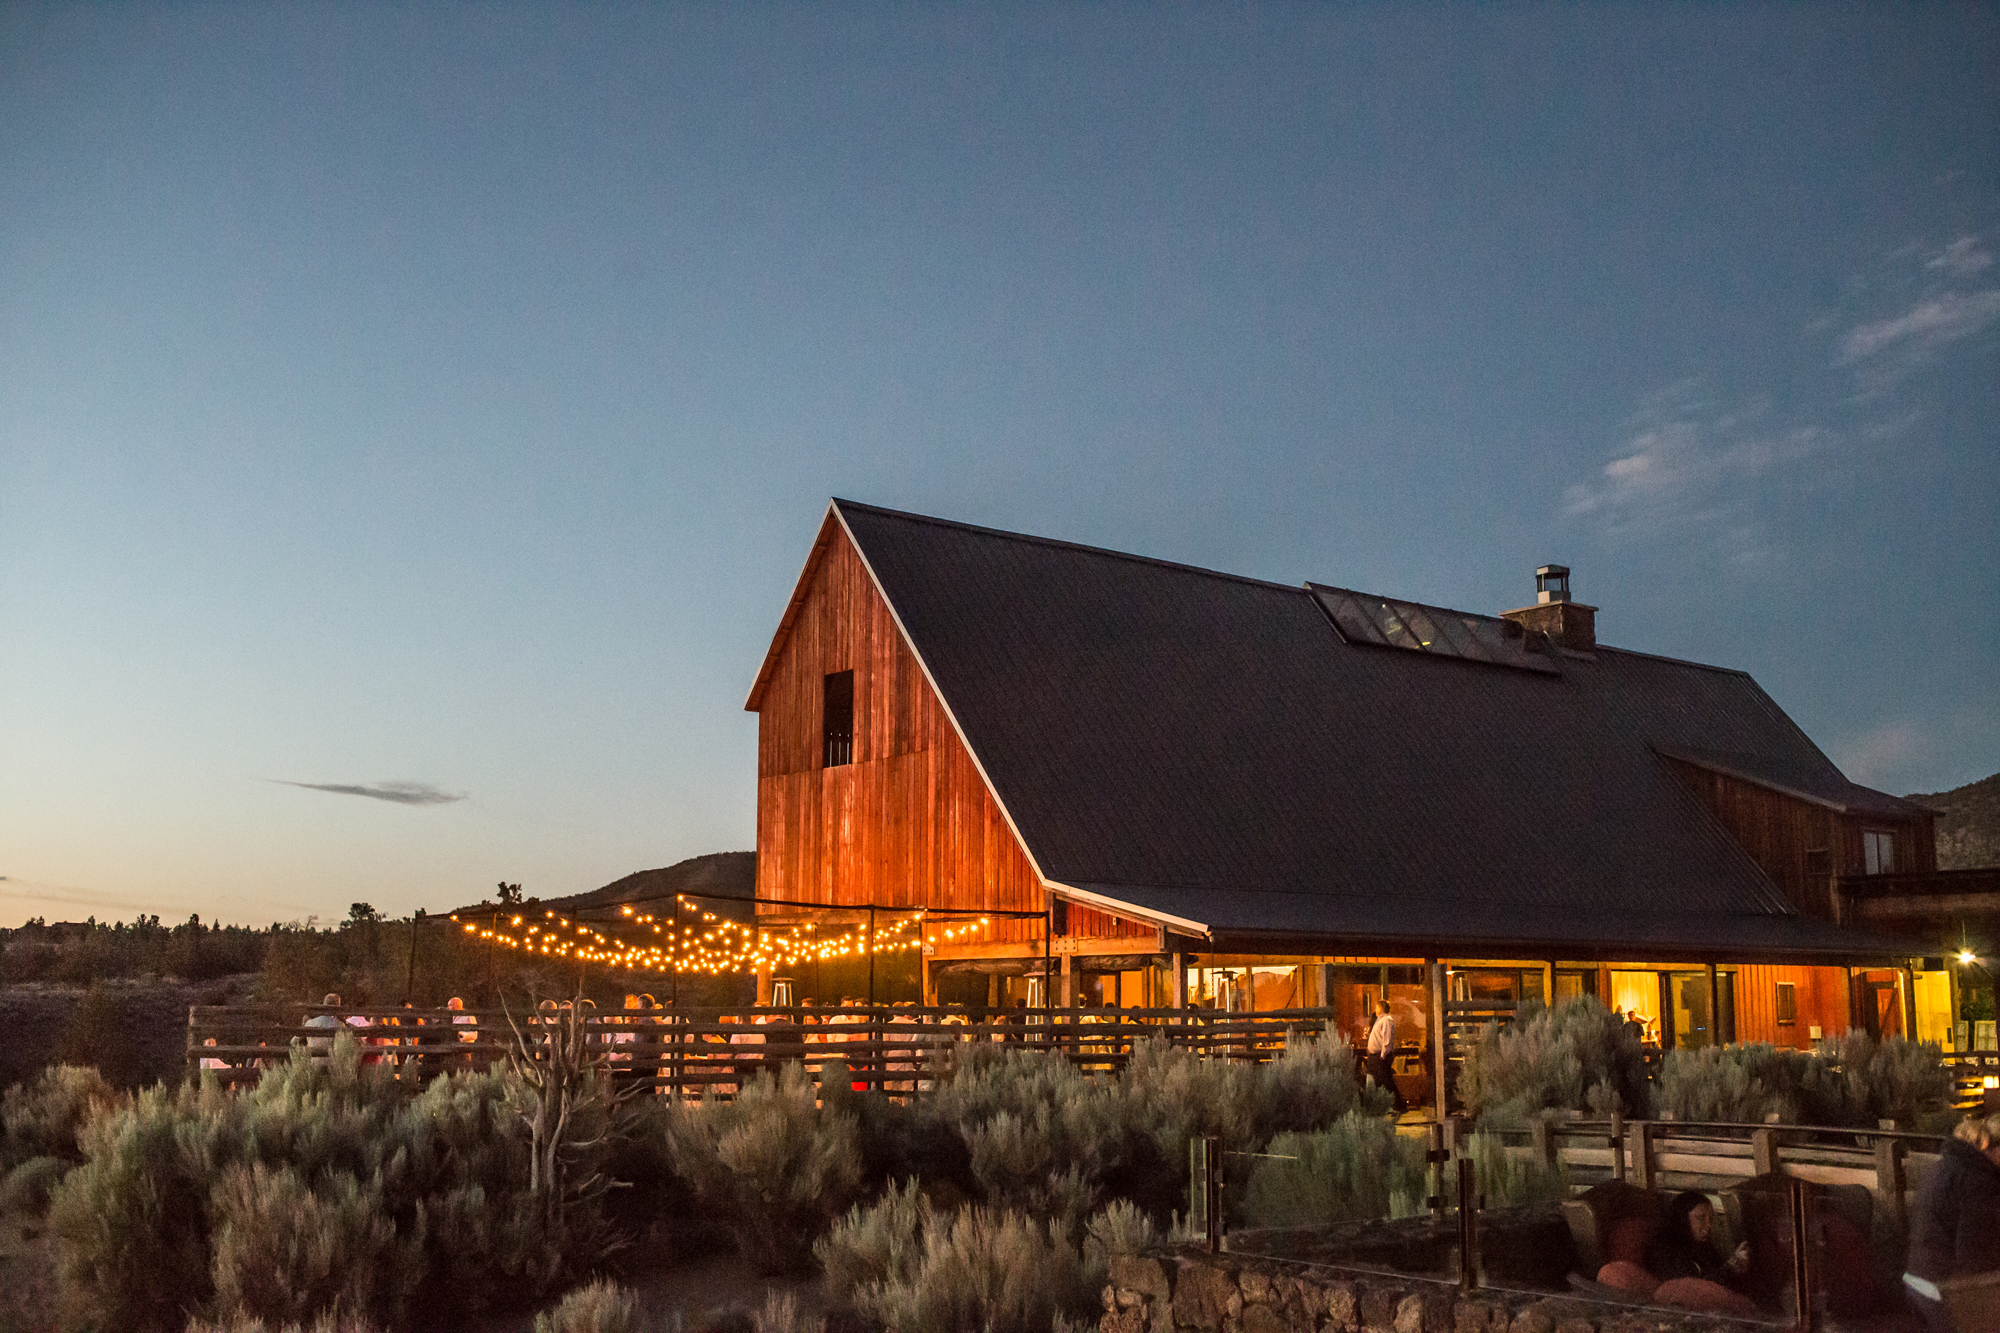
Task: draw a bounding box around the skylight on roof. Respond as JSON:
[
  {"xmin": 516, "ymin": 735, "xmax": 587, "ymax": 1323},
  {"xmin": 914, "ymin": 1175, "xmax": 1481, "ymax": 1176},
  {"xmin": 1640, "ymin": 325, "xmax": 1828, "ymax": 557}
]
[{"xmin": 1308, "ymin": 584, "xmax": 1560, "ymax": 674}]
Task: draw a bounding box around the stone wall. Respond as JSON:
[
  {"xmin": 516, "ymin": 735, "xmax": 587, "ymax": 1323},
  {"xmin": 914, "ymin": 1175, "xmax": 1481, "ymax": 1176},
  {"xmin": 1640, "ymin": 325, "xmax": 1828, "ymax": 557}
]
[{"xmin": 1100, "ymin": 1249, "xmax": 1748, "ymax": 1333}]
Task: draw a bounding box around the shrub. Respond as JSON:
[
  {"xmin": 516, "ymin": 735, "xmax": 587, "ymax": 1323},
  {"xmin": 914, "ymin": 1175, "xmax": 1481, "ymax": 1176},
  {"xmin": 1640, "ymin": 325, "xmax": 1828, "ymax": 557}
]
[
  {"xmin": 1234, "ymin": 1112, "xmax": 1427, "ymax": 1226},
  {"xmin": 1465, "ymin": 1128, "xmax": 1569, "ymax": 1208},
  {"xmin": 185, "ymin": 1315, "xmax": 383, "ymax": 1333},
  {"xmin": 667, "ymin": 1061, "xmax": 862, "ymax": 1273},
  {"xmin": 1458, "ymin": 997, "xmax": 1653, "ymax": 1122},
  {"xmin": 1658, "ymin": 1034, "xmax": 1954, "ymax": 1129},
  {"xmin": 1, "ymin": 1063, "xmax": 117, "ymax": 1168},
  {"xmin": 208, "ymin": 1163, "xmax": 418, "ymax": 1326},
  {"xmin": 753, "ymin": 1290, "xmax": 825, "ymax": 1333},
  {"xmin": 532, "ymin": 1280, "xmax": 638, "ymax": 1333},
  {"xmin": 1657, "ymin": 1043, "xmax": 1820, "ymax": 1124},
  {"xmin": 49, "ymin": 1080, "xmax": 229, "ymax": 1331},
  {"xmin": 1116, "ymin": 1030, "xmax": 1387, "ymax": 1181},
  {"xmin": 815, "ymin": 1186, "xmax": 1100, "ymax": 1333},
  {"xmin": 0, "ymin": 1153, "xmax": 68, "ymax": 1214},
  {"xmin": 1082, "ymin": 1197, "xmax": 1159, "ymax": 1267},
  {"xmin": 1818, "ymin": 1033, "xmax": 1954, "ymax": 1129},
  {"xmin": 48, "ymin": 1029, "xmax": 626, "ymax": 1331}
]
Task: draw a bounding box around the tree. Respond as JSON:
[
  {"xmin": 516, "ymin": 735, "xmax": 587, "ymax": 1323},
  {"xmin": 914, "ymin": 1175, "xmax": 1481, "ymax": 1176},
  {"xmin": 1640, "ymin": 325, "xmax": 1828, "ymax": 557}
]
[
  {"xmin": 497, "ymin": 882, "xmax": 523, "ymax": 907},
  {"xmin": 348, "ymin": 902, "xmax": 380, "ymax": 925}
]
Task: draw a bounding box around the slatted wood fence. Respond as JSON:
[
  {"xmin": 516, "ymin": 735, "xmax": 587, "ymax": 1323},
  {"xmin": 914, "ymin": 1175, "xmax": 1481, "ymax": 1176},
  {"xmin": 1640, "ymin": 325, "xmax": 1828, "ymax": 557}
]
[{"xmin": 185, "ymin": 1003, "xmax": 1355, "ymax": 1093}]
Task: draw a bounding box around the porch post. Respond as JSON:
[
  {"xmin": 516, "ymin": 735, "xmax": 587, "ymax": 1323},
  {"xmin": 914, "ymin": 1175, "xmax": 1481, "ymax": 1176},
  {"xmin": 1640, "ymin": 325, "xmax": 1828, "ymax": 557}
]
[
  {"xmin": 1705, "ymin": 962, "xmax": 1722, "ymax": 1048},
  {"xmin": 1900, "ymin": 964, "xmax": 1917, "ymax": 1041},
  {"xmin": 1428, "ymin": 958, "xmax": 1448, "ymax": 1119},
  {"xmin": 1171, "ymin": 952, "xmax": 1187, "ymax": 1011},
  {"xmin": 918, "ymin": 913, "xmax": 931, "ymax": 1005}
]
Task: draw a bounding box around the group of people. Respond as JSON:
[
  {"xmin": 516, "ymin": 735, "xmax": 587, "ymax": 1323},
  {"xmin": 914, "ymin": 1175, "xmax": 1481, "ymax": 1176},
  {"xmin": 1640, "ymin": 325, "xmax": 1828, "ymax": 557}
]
[
  {"xmin": 1611, "ymin": 1112, "xmax": 2000, "ymax": 1330},
  {"xmin": 597, "ymin": 994, "xmax": 949, "ymax": 1095}
]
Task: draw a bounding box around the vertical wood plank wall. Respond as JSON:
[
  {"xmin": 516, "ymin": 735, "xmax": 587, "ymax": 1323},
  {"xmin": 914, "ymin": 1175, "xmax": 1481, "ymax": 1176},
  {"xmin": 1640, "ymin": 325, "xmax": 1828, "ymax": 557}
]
[
  {"xmin": 1661, "ymin": 758, "xmax": 1934, "ymax": 918},
  {"xmin": 755, "ymin": 519, "xmax": 1044, "ymax": 942},
  {"xmin": 1066, "ymin": 904, "xmax": 1156, "ymax": 940},
  {"xmin": 1734, "ymin": 964, "xmax": 1851, "ymax": 1048}
]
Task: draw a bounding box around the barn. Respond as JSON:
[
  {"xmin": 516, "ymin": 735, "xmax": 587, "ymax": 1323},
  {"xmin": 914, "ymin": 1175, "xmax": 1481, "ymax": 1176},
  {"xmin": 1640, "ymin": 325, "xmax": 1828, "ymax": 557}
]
[{"xmin": 744, "ymin": 500, "xmax": 1950, "ymax": 1097}]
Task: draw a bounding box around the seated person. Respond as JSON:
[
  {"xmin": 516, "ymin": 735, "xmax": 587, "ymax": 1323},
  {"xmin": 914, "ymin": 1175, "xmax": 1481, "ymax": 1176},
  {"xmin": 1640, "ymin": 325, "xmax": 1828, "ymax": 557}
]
[{"xmin": 1646, "ymin": 1191, "xmax": 1749, "ymax": 1286}]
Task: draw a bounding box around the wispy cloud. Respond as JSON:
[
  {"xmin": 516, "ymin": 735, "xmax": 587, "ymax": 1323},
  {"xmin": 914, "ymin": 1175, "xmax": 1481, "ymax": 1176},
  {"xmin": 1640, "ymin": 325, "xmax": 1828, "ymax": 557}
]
[
  {"xmin": 1925, "ymin": 236, "xmax": 1992, "ymax": 281},
  {"xmin": 271, "ymin": 780, "xmax": 465, "ymax": 806},
  {"xmin": 1833, "ymin": 234, "xmax": 2000, "ymax": 395},
  {"xmin": 1840, "ymin": 288, "xmax": 2000, "ymax": 363},
  {"xmin": 1562, "ymin": 383, "xmax": 1825, "ymax": 567}
]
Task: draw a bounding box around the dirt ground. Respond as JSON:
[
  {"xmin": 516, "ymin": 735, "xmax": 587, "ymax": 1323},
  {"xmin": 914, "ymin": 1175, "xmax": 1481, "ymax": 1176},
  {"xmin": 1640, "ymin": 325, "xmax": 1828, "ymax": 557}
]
[{"xmin": 0, "ymin": 1205, "xmax": 60, "ymax": 1333}]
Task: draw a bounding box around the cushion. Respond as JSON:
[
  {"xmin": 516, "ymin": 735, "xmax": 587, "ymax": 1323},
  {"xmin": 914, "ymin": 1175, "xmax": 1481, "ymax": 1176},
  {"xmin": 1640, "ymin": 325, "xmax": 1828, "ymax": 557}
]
[
  {"xmin": 1595, "ymin": 1261, "xmax": 1659, "ymax": 1299},
  {"xmin": 1654, "ymin": 1278, "xmax": 1761, "ymax": 1318},
  {"xmin": 1605, "ymin": 1214, "xmax": 1657, "ymax": 1266},
  {"xmin": 1819, "ymin": 1214, "xmax": 1876, "ymax": 1317}
]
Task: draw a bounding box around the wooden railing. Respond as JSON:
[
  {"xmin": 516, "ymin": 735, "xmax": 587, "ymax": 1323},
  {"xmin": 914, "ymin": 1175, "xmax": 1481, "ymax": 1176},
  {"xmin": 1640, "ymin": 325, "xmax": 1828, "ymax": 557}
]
[
  {"xmin": 185, "ymin": 1003, "xmax": 1355, "ymax": 1093},
  {"xmin": 1483, "ymin": 1114, "xmax": 1946, "ymax": 1232},
  {"xmin": 1946, "ymin": 1050, "xmax": 2000, "ymax": 1112}
]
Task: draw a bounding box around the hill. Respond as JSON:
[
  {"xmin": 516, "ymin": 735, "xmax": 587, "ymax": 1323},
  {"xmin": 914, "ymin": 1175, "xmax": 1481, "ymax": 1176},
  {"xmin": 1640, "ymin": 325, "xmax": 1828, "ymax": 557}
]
[
  {"xmin": 447, "ymin": 850, "xmax": 757, "ymax": 921},
  {"xmin": 1905, "ymin": 770, "xmax": 2000, "ymax": 869}
]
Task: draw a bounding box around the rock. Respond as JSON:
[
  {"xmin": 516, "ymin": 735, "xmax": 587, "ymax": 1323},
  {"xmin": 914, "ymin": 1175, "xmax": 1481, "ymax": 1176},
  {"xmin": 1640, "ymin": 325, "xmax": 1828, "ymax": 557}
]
[
  {"xmin": 1321, "ymin": 1282, "xmax": 1358, "ymax": 1332},
  {"xmin": 1241, "ymin": 1270, "xmax": 1274, "ymax": 1305},
  {"xmin": 1454, "ymin": 1300, "xmax": 1507, "ymax": 1333},
  {"xmin": 1552, "ymin": 1319, "xmax": 1595, "ymax": 1333},
  {"xmin": 1508, "ymin": 1309, "xmax": 1553, "ymax": 1333},
  {"xmin": 1113, "ymin": 1255, "xmax": 1174, "ymax": 1304},
  {"xmin": 1359, "ymin": 1285, "xmax": 1405, "ymax": 1332},
  {"xmin": 1175, "ymin": 1261, "xmax": 1239, "ymax": 1331},
  {"xmin": 1393, "ymin": 1293, "xmax": 1456, "ymax": 1333},
  {"xmin": 1118, "ymin": 1288, "xmax": 1148, "ymax": 1309},
  {"xmin": 1226, "ymin": 1289, "xmax": 1245, "ymax": 1321},
  {"xmin": 1103, "ymin": 1310, "xmax": 1149, "ymax": 1333},
  {"xmin": 1243, "ymin": 1306, "xmax": 1290, "ymax": 1333}
]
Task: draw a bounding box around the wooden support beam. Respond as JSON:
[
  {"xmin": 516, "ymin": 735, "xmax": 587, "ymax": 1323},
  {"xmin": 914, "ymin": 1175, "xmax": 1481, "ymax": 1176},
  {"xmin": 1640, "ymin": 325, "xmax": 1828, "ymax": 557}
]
[
  {"xmin": 1706, "ymin": 962, "xmax": 1722, "ymax": 1048},
  {"xmin": 1630, "ymin": 1121, "xmax": 1656, "ymax": 1191},
  {"xmin": 1752, "ymin": 1126, "xmax": 1779, "ymax": 1176},
  {"xmin": 1428, "ymin": 958, "xmax": 1448, "ymax": 1119},
  {"xmin": 1875, "ymin": 1137, "xmax": 1907, "ymax": 1232}
]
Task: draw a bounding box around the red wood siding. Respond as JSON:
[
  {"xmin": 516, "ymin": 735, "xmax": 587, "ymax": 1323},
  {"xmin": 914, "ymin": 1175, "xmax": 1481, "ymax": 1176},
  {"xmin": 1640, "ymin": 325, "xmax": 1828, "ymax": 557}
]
[
  {"xmin": 754, "ymin": 518, "xmax": 1043, "ymax": 941},
  {"xmin": 1064, "ymin": 903, "xmax": 1156, "ymax": 941},
  {"xmin": 1734, "ymin": 963, "xmax": 1851, "ymax": 1048}
]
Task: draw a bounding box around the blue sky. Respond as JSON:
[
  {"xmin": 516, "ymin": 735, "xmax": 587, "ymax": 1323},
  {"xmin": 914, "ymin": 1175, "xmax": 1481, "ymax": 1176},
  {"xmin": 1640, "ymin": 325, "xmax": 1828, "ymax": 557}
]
[{"xmin": 2, "ymin": 4, "xmax": 1995, "ymax": 926}]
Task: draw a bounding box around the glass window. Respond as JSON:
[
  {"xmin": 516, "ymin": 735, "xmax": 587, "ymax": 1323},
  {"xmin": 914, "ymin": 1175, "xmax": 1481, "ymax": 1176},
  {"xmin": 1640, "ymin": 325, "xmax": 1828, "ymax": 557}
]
[
  {"xmin": 1394, "ymin": 602, "xmax": 1446, "ymax": 652},
  {"xmin": 1370, "ymin": 600, "xmax": 1420, "ymax": 650},
  {"xmin": 1863, "ymin": 830, "xmax": 1896, "ymax": 875},
  {"xmin": 1775, "ymin": 982, "xmax": 1796, "ymax": 1025},
  {"xmin": 822, "ymin": 671, "xmax": 854, "ymax": 768},
  {"xmin": 1326, "ymin": 594, "xmax": 1386, "ymax": 645}
]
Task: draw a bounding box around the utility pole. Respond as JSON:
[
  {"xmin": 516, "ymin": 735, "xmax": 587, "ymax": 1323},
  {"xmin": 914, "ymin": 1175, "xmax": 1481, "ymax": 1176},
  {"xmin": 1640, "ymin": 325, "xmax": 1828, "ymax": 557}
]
[{"xmin": 407, "ymin": 908, "xmax": 424, "ymax": 1002}]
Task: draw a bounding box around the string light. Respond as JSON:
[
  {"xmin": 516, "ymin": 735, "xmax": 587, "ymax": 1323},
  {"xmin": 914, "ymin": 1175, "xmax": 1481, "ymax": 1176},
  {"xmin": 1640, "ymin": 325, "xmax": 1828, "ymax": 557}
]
[
  {"xmin": 446, "ymin": 896, "xmax": 992, "ymax": 972},
  {"xmin": 449, "ymin": 903, "xmax": 995, "ymax": 975}
]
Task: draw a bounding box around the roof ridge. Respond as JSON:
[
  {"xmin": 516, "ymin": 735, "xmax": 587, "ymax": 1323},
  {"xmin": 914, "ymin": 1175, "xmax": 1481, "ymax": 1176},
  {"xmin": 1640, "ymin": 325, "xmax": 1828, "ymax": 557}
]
[
  {"xmin": 1593, "ymin": 643, "xmax": 1753, "ymax": 678},
  {"xmin": 833, "ymin": 504, "xmax": 1767, "ymax": 681},
  {"xmin": 831, "ymin": 498, "xmax": 1307, "ymax": 595}
]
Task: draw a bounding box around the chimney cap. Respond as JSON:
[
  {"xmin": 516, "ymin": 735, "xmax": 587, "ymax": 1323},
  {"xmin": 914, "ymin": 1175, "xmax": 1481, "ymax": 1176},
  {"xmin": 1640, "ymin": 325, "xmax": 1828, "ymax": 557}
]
[{"xmin": 1535, "ymin": 564, "xmax": 1571, "ymax": 604}]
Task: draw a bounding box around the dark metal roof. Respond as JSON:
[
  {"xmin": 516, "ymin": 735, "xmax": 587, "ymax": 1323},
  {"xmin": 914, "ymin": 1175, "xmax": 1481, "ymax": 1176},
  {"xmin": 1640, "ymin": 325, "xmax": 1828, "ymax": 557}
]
[{"xmin": 831, "ymin": 500, "xmax": 1912, "ymax": 960}]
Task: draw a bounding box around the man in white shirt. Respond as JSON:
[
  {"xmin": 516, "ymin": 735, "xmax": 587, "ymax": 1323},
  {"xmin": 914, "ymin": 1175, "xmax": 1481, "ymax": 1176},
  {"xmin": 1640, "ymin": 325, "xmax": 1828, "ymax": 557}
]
[{"xmin": 1366, "ymin": 1001, "xmax": 1403, "ymax": 1112}]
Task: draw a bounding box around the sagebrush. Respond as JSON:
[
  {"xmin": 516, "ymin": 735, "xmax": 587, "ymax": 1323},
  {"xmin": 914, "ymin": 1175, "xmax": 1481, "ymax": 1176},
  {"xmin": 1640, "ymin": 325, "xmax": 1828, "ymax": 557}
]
[{"xmin": 1457, "ymin": 997, "xmax": 1653, "ymax": 1122}]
